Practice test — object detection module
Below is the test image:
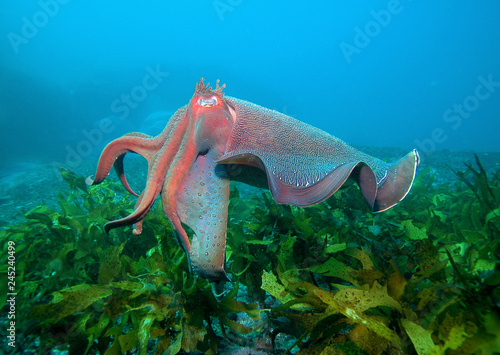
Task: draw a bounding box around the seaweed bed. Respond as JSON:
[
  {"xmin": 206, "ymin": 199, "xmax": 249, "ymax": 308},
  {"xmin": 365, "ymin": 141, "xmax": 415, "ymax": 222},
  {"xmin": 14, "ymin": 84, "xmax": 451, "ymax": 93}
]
[{"xmin": 0, "ymin": 148, "xmax": 499, "ymax": 354}]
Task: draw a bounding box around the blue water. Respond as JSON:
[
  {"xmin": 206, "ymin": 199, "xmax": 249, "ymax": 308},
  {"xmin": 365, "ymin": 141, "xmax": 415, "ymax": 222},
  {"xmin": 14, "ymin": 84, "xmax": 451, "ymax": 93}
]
[{"xmin": 1, "ymin": 0, "xmax": 499, "ymax": 173}]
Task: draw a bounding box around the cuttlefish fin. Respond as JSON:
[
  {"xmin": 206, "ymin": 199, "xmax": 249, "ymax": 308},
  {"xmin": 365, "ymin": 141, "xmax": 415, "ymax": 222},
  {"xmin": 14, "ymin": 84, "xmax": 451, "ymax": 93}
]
[
  {"xmin": 216, "ymin": 97, "xmax": 419, "ymax": 211},
  {"xmin": 372, "ymin": 149, "xmax": 419, "ymax": 212}
]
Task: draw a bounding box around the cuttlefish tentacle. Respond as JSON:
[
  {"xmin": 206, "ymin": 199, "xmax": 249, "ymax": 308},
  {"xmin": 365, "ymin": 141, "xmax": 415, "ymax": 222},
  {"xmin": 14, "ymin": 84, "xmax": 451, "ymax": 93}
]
[
  {"xmin": 103, "ymin": 187, "xmax": 156, "ymax": 234},
  {"xmin": 88, "ymin": 135, "xmax": 160, "ymax": 185},
  {"xmin": 159, "ymin": 186, "xmax": 196, "ymax": 257},
  {"xmin": 112, "ymin": 132, "xmax": 155, "ymax": 196},
  {"xmin": 99, "ymin": 106, "xmax": 196, "ymax": 235},
  {"xmin": 159, "ymin": 114, "xmax": 200, "ymax": 254},
  {"xmin": 113, "ymin": 155, "xmax": 140, "ymax": 197},
  {"xmin": 103, "ymin": 144, "xmax": 170, "ymax": 234}
]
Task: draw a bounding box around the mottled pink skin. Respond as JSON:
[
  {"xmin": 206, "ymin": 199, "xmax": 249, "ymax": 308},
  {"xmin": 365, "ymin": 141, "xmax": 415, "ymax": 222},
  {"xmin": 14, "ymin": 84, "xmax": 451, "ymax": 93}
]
[
  {"xmin": 89, "ymin": 78, "xmax": 419, "ymax": 281},
  {"xmin": 90, "ymin": 79, "xmax": 235, "ymax": 280}
]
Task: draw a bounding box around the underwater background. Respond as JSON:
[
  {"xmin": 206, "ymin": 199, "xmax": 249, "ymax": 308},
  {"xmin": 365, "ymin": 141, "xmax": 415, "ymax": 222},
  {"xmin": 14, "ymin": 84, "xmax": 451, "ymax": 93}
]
[{"xmin": 1, "ymin": 1, "xmax": 499, "ymax": 354}]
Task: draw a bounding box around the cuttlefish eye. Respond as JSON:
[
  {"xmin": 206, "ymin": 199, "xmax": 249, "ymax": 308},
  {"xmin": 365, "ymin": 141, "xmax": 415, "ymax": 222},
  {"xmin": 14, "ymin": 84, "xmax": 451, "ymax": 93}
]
[{"xmin": 198, "ymin": 96, "xmax": 218, "ymax": 107}]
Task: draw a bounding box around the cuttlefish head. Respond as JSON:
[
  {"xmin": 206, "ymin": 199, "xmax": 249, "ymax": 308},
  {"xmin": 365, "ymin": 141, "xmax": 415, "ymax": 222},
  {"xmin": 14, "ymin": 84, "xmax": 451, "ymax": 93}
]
[{"xmin": 187, "ymin": 78, "xmax": 237, "ymax": 153}]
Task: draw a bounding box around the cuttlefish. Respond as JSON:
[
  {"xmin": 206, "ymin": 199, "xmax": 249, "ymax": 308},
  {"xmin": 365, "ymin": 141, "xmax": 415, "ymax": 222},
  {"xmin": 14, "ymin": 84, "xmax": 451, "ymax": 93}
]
[{"xmin": 88, "ymin": 78, "xmax": 419, "ymax": 281}]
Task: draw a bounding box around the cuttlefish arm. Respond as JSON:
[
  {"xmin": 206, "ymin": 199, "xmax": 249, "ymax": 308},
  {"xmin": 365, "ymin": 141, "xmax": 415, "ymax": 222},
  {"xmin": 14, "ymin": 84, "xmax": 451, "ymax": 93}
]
[
  {"xmin": 87, "ymin": 132, "xmax": 163, "ymax": 196},
  {"xmin": 216, "ymin": 96, "xmax": 419, "ymax": 212}
]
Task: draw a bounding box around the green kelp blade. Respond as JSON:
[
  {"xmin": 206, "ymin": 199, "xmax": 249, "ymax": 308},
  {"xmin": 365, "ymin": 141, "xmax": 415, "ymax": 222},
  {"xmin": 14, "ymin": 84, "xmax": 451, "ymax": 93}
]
[
  {"xmin": 314, "ymin": 287, "xmax": 402, "ymax": 347},
  {"xmin": 401, "ymin": 319, "xmax": 437, "ymax": 355},
  {"xmin": 30, "ymin": 284, "xmax": 113, "ymax": 323}
]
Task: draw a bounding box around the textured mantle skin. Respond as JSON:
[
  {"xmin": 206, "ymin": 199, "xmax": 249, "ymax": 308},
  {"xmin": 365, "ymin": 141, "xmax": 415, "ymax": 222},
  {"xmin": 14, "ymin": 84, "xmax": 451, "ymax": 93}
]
[{"xmin": 89, "ymin": 78, "xmax": 419, "ymax": 281}]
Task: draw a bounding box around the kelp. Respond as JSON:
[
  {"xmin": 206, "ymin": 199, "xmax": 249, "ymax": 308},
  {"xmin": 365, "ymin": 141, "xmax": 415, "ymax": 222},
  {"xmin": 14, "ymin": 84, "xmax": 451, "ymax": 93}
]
[
  {"xmin": 1, "ymin": 156, "xmax": 499, "ymax": 354},
  {"xmin": 1, "ymin": 171, "xmax": 262, "ymax": 354},
  {"xmin": 255, "ymin": 160, "xmax": 500, "ymax": 354}
]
